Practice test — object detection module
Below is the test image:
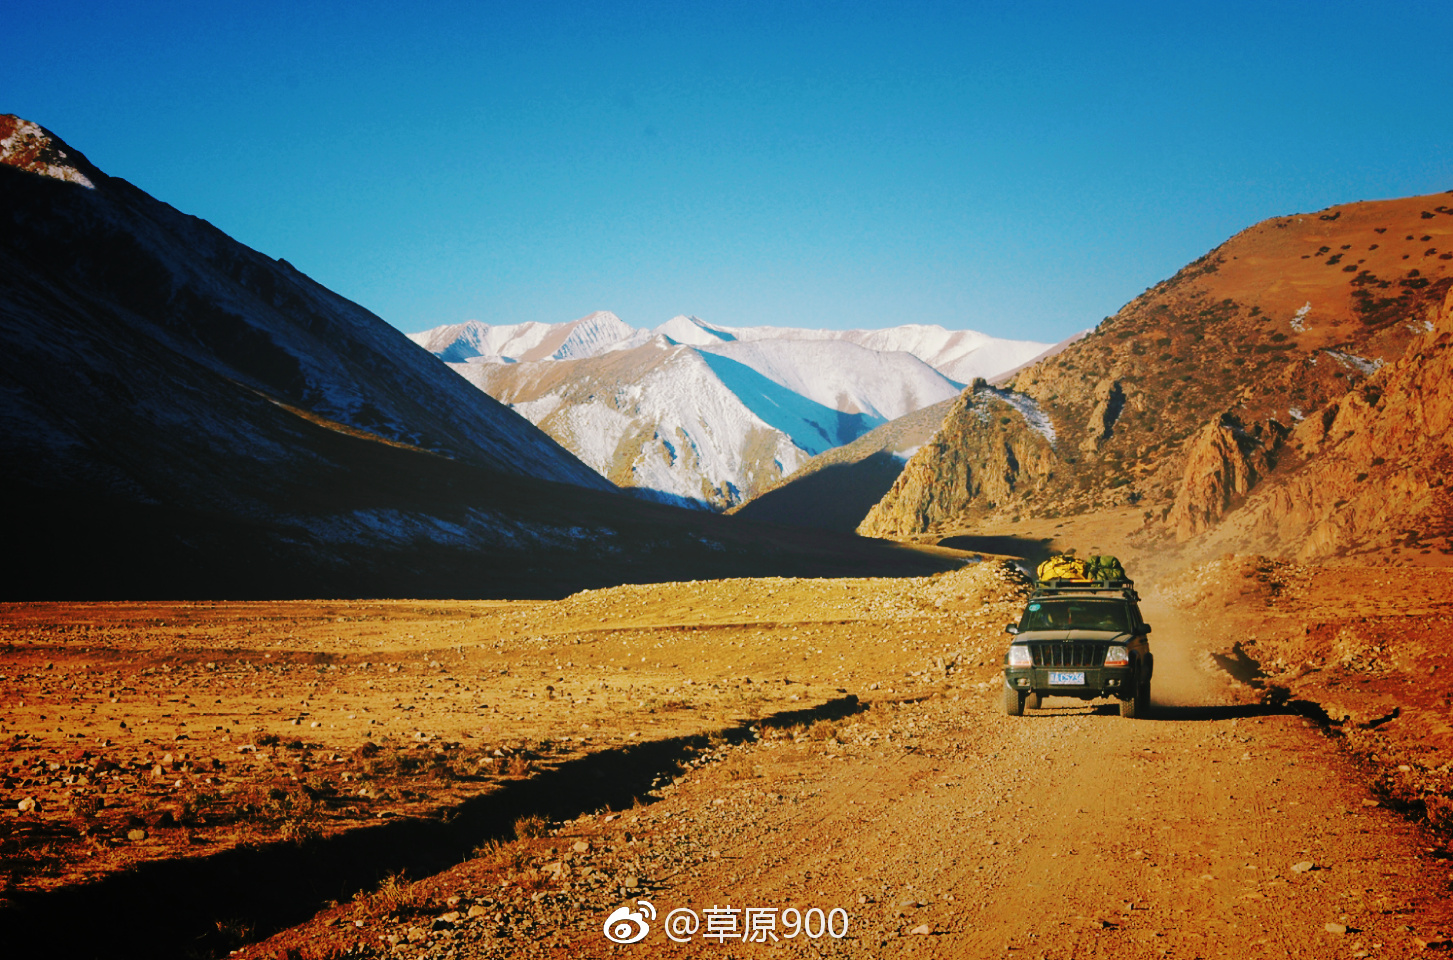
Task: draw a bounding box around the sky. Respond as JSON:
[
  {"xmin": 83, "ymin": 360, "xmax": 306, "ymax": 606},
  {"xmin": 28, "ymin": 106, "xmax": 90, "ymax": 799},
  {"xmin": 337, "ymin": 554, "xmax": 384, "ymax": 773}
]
[{"xmin": 6, "ymin": 1, "xmax": 1452, "ymax": 342}]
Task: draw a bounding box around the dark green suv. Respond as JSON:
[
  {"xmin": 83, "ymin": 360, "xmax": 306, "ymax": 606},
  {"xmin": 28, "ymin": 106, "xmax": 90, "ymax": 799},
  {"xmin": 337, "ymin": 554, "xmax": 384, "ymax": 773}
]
[{"xmin": 1001, "ymin": 580, "xmax": 1154, "ymax": 718}]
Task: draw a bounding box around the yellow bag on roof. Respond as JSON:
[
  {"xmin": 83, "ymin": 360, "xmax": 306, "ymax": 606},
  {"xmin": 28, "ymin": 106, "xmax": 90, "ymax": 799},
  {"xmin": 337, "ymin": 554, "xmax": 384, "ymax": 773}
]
[{"xmin": 1036, "ymin": 554, "xmax": 1088, "ymax": 582}]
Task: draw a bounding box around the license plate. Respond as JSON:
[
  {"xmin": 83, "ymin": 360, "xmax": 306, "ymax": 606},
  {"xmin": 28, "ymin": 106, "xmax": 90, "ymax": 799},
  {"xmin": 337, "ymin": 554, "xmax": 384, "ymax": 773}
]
[{"xmin": 1049, "ymin": 671, "xmax": 1085, "ymax": 685}]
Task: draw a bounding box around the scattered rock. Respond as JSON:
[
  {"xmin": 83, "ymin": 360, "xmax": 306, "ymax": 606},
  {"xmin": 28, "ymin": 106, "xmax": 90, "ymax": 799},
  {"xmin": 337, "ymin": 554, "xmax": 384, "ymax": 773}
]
[
  {"xmin": 910, "ymin": 923, "xmax": 933, "ymax": 935},
  {"xmin": 1326, "ymin": 923, "xmax": 1348, "ymax": 935},
  {"xmin": 127, "ymin": 827, "xmax": 147, "ymax": 842},
  {"xmin": 1292, "ymin": 861, "xmax": 1317, "ymax": 873}
]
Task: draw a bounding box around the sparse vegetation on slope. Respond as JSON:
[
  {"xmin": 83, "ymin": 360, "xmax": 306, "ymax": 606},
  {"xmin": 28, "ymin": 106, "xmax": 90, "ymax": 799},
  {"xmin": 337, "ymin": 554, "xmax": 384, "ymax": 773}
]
[{"xmin": 860, "ymin": 192, "xmax": 1453, "ymax": 551}]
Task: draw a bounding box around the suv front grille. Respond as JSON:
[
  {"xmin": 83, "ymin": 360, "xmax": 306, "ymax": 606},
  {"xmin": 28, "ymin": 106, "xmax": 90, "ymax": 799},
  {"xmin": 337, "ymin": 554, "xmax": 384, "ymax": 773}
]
[{"xmin": 1029, "ymin": 643, "xmax": 1107, "ymax": 668}]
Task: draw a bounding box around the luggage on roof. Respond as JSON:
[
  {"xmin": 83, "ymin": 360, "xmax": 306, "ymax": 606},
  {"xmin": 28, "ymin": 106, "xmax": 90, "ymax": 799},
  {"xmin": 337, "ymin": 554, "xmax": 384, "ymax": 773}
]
[
  {"xmin": 1084, "ymin": 554, "xmax": 1127, "ymax": 582},
  {"xmin": 1036, "ymin": 554, "xmax": 1087, "ymax": 582}
]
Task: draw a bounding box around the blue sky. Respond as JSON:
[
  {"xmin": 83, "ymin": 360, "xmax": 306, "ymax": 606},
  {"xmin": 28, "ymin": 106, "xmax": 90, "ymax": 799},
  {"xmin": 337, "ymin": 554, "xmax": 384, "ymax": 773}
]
[{"xmin": 7, "ymin": 1, "xmax": 1452, "ymax": 341}]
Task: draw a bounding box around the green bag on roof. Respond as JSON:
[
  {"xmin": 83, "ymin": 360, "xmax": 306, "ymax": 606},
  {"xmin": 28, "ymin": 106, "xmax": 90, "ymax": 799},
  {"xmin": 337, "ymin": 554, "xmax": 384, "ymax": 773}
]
[{"xmin": 1084, "ymin": 555, "xmax": 1127, "ymax": 581}]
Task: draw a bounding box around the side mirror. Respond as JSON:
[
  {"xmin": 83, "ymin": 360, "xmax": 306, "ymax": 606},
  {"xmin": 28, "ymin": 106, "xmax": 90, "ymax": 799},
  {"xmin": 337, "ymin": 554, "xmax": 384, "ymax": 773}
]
[
  {"xmin": 1005, "ymin": 624, "xmax": 1020, "ymax": 635},
  {"xmin": 1142, "ymin": 624, "xmax": 1153, "ymax": 635}
]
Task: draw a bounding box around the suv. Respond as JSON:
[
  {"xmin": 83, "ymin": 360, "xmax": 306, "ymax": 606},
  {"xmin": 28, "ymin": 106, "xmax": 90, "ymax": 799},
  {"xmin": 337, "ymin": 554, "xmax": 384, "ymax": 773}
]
[{"xmin": 1001, "ymin": 578, "xmax": 1154, "ymax": 718}]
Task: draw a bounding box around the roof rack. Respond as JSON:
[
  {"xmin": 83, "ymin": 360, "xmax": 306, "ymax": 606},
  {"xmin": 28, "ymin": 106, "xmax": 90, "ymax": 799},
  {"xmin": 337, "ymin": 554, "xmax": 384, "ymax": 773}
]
[{"xmin": 1032, "ymin": 578, "xmax": 1139, "ymax": 601}]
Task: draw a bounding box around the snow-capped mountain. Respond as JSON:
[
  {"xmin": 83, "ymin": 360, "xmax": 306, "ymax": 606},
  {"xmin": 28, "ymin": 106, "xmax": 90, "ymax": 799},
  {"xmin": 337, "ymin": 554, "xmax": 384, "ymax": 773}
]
[
  {"xmin": 452, "ymin": 338, "xmax": 829, "ymax": 509},
  {"xmin": 409, "ymin": 311, "xmax": 648, "ymax": 364},
  {"xmin": 413, "ymin": 312, "xmax": 1048, "ymax": 509},
  {"xmin": 656, "ymin": 315, "xmax": 1053, "ymax": 385}
]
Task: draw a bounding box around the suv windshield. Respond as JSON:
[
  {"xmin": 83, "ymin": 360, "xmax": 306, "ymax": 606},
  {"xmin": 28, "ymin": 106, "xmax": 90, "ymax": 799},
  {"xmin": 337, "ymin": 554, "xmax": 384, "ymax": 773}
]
[{"xmin": 1019, "ymin": 599, "xmax": 1131, "ymax": 633}]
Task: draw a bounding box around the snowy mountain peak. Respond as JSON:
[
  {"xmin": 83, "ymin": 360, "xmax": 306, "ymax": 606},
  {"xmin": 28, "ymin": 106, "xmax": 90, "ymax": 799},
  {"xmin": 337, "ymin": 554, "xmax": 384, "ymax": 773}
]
[
  {"xmin": 0, "ymin": 116, "xmax": 96, "ymax": 189},
  {"xmin": 534, "ymin": 310, "xmax": 635, "ymax": 361},
  {"xmin": 655, "ymin": 315, "xmax": 734, "ymax": 346}
]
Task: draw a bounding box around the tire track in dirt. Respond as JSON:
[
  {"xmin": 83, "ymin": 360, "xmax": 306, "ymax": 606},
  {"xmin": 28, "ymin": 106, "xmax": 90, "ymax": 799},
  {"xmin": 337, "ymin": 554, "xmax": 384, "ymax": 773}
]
[{"xmin": 518, "ymin": 611, "xmax": 1453, "ymax": 959}]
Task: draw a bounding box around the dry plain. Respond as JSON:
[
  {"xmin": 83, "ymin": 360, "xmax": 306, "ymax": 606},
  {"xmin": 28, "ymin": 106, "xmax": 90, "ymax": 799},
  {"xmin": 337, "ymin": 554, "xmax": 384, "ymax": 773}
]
[{"xmin": 1, "ymin": 561, "xmax": 1450, "ymax": 959}]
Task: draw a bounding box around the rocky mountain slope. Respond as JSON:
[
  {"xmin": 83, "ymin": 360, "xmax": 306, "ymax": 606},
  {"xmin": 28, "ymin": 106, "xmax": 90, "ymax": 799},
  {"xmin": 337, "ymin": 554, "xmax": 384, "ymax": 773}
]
[
  {"xmin": 415, "ymin": 314, "xmax": 1044, "ymax": 509},
  {"xmin": 0, "ymin": 115, "xmax": 607, "ymax": 493},
  {"xmin": 0, "ymin": 116, "xmax": 960, "ymax": 597},
  {"xmin": 1188, "ymin": 286, "xmax": 1453, "ymax": 561},
  {"xmin": 860, "ymin": 191, "xmax": 1453, "ymax": 552}
]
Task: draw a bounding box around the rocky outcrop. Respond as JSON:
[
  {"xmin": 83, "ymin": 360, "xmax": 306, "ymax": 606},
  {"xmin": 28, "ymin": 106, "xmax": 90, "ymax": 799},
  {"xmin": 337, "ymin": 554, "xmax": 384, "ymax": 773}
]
[
  {"xmin": 0, "ymin": 115, "xmax": 96, "ymax": 187},
  {"xmin": 1194, "ymin": 288, "xmax": 1453, "ymax": 559},
  {"xmin": 857, "ymin": 384, "xmax": 1057, "ymax": 539},
  {"xmin": 1079, "ymin": 379, "xmax": 1125, "ymax": 453},
  {"xmin": 1166, "ymin": 414, "xmax": 1285, "ymax": 541}
]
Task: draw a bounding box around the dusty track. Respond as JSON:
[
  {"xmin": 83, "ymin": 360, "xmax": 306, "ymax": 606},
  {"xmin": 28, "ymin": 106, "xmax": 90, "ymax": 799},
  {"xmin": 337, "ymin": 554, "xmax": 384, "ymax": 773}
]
[
  {"xmin": 4, "ymin": 566, "xmax": 1450, "ymax": 958},
  {"xmin": 249, "ymin": 599, "xmax": 1450, "ymax": 959}
]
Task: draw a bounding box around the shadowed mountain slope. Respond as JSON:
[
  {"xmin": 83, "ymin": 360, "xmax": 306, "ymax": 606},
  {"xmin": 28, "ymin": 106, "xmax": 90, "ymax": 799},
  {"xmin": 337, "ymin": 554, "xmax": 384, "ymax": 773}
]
[
  {"xmin": 0, "ymin": 117, "xmax": 961, "ymax": 597},
  {"xmin": 731, "ymin": 398, "xmax": 956, "ymax": 532}
]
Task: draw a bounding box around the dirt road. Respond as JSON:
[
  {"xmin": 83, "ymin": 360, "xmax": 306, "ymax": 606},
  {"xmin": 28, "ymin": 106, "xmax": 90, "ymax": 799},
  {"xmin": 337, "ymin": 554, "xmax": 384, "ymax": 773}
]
[{"xmin": 243, "ymin": 597, "xmax": 1452, "ymax": 960}]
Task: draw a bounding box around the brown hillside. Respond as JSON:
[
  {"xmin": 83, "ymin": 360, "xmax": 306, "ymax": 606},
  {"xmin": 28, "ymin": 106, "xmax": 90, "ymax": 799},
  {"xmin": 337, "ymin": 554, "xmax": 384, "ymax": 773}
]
[
  {"xmin": 1186, "ymin": 286, "xmax": 1453, "ymax": 562},
  {"xmin": 860, "ymin": 191, "xmax": 1453, "ymax": 541}
]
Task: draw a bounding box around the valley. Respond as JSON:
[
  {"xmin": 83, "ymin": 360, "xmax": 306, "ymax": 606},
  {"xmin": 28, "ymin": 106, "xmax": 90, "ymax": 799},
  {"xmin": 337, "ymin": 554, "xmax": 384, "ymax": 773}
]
[{"xmin": 5, "ymin": 113, "xmax": 1453, "ymax": 960}]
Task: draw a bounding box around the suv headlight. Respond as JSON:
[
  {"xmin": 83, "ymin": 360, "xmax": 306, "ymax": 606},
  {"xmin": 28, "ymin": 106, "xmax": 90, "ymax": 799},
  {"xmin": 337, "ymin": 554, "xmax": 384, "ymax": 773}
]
[
  {"xmin": 1007, "ymin": 646, "xmax": 1033, "ymax": 667},
  {"xmin": 1104, "ymin": 645, "xmax": 1130, "ymax": 667}
]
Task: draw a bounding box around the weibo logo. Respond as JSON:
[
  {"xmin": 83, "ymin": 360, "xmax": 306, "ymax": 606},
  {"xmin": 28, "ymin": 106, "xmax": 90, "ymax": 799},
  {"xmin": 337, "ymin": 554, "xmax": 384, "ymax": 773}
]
[{"xmin": 602, "ymin": 899, "xmax": 656, "ymax": 943}]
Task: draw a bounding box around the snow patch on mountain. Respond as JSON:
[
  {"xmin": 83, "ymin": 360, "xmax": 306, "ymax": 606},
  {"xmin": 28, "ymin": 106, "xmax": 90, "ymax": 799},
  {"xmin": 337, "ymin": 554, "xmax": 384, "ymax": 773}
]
[
  {"xmin": 553, "ymin": 401, "xmax": 636, "ymax": 475},
  {"xmin": 698, "ymin": 339, "xmax": 962, "ymax": 421},
  {"xmin": 1324, "ymin": 349, "xmax": 1382, "ymax": 376},
  {"xmin": 409, "ymin": 311, "xmax": 635, "ymax": 364},
  {"xmin": 413, "ymin": 314, "xmax": 1048, "ymax": 384},
  {"xmin": 981, "ymin": 385, "xmax": 1057, "ymax": 444},
  {"xmin": 644, "ymin": 317, "xmax": 1050, "ymax": 383},
  {"xmin": 695, "ymin": 350, "xmax": 881, "ymax": 456},
  {"xmin": 450, "ymin": 343, "xmax": 813, "ymax": 509},
  {"xmin": 655, "ymin": 315, "xmax": 734, "ymax": 346}
]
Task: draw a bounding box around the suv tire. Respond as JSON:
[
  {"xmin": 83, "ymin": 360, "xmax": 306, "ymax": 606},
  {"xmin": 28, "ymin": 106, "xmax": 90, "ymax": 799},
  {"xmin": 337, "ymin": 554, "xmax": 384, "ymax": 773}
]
[
  {"xmin": 1003, "ymin": 683, "xmax": 1025, "ymax": 716},
  {"xmin": 1025, "ymin": 692, "xmax": 1043, "ymax": 710},
  {"xmin": 1120, "ymin": 678, "xmax": 1151, "ymax": 719}
]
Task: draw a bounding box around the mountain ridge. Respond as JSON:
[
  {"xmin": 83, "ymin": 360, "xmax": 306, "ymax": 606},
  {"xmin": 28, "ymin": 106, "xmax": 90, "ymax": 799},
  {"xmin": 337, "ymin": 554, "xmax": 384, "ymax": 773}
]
[
  {"xmin": 858, "ymin": 190, "xmax": 1453, "ymax": 558},
  {"xmin": 413, "ymin": 312, "xmax": 1047, "ymax": 508}
]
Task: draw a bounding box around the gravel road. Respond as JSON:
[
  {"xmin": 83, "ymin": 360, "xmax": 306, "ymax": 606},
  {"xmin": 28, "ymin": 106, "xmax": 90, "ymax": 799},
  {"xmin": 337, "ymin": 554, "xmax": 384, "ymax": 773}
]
[{"xmin": 252, "ymin": 596, "xmax": 1452, "ymax": 959}]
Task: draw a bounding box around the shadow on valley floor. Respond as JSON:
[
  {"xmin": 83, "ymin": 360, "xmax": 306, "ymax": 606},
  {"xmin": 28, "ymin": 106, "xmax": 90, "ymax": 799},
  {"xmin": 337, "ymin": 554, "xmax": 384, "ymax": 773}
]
[
  {"xmin": 1147, "ymin": 701, "xmax": 1327, "ymax": 722},
  {"xmin": 1024, "ymin": 700, "xmax": 1327, "ymax": 723},
  {"xmin": 0, "ymin": 697, "xmax": 868, "ymax": 960},
  {"xmin": 935, "ymin": 535, "xmax": 1056, "ymax": 564}
]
